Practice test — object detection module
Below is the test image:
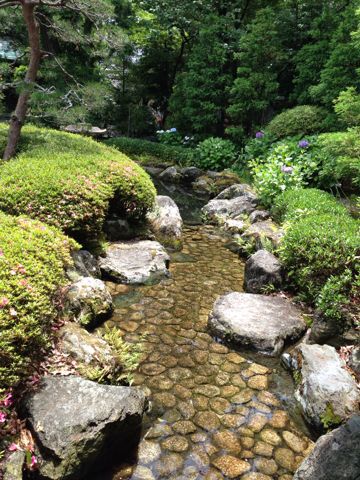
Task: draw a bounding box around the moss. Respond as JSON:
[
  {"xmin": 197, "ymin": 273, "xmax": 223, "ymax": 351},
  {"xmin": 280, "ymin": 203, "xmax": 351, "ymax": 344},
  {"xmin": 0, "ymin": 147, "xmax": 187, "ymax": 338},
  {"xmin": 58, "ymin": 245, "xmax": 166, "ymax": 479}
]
[
  {"xmin": 0, "ymin": 124, "xmax": 156, "ymax": 242},
  {"xmin": 320, "ymin": 403, "xmax": 342, "ymax": 430},
  {"xmin": 0, "ymin": 212, "xmax": 77, "ymax": 391}
]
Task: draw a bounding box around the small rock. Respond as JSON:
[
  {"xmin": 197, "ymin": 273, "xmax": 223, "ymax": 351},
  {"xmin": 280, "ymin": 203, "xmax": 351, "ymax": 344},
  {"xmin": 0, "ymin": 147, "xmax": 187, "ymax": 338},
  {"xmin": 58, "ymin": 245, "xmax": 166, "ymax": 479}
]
[
  {"xmin": 213, "ymin": 431, "xmax": 242, "ymax": 453},
  {"xmin": 137, "ymin": 441, "xmax": 161, "ymax": 464},
  {"xmin": 132, "ymin": 465, "xmax": 155, "ymax": 480},
  {"xmin": 254, "ymin": 441, "xmax": 274, "ymax": 457},
  {"xmin": 99, "ymin": 240, "xmax": 170, "ymax": 284},
  {"xmin": 254, "ymin": 457, "xmax": 278, "ymax": 475},
  {"xmin": 159, "ymin": 166, "xmax": 181, "ymax": 182},
  {"xmin": 244, "ymin": 250, "xmax": 283, "ymax": 293},
  {"xmin": 161, "ymin": 435, "xmax": 189, "ymax": 452},
  {"xmin": 249, "ymin": 210, "xmax": 271, "ymax": 224},
  {"xmin": 242, "ymin": 474, "xmax": 272, "ymax": 480},
  {"xmin": 147, "ymin": 195, "xmax": 183, "ymax": 250},
  {"xmin": 208, "ymin": 292, "xmax": 306, "ymax": 356},
  {"xmin": 282, "ymin": 431, "xmax": 307, "ymax": 453},
  {"xmin": 260, "ymin": 428, "xmax": 282, "ymax": 446},
  {"xmin": 180, "ymin": 166, "xmax": 203, "ymax": 183},
  {"xmin": 62, "ymin": 277, "xmax": 113, "ymax": 329},
  {"xmin": 275, "ymin": 448, "xmax": 296, "ymax": 472},
  {"xmin": 67, "ymin": 249, "xmax": 100, "ymax": 281},
  {"xmin": 223, "ymin": 219, "xmax": 247, "ymax": 234},
  {"xmin": 194, "ymin": 411, "xmax": 221, "ymax": 431},
  {"xmin": 248, "ymin": 375, "xmax": 269, "ymax": 390},
  {"xmin": 242, "ymin": 220, "xmax": 284, "ymax": 250},
  {"xmin": 248, "ymin": 413, "xmax": 268, "ymax": 432},
  {"xmin": 3, "ymin": 450, "xmax": 25, "ymax": 480},
  {"xmin": 173, "ymin": 420, "xmax": 197, "ymax": 435},
  {"xmin": 212, "ymin": 455, "xmax": 251, "ymax": 478}
]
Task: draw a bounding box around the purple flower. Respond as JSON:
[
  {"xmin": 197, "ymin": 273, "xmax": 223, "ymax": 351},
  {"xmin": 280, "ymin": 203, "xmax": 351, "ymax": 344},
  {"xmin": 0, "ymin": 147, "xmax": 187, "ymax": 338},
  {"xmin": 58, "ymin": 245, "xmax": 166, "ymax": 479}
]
[
  {"xmin": 255, "ymin": 131, "xmax": 265, "ymax": 139},
  {"xmin": 281, "ymin": 165, "xmax": 293, "ymax": 174},
  {"xmin": 298, "ymin": 140, "xmax": 310, "ymax": 148}
]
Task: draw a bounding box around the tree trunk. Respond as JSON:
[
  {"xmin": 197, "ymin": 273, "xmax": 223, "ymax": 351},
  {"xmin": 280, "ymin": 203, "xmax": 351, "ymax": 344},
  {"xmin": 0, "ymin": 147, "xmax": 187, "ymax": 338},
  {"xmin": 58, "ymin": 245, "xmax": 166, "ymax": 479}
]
[{"xmin": 3, "ymin": 1, "xmax": 41, "ymax": 161}]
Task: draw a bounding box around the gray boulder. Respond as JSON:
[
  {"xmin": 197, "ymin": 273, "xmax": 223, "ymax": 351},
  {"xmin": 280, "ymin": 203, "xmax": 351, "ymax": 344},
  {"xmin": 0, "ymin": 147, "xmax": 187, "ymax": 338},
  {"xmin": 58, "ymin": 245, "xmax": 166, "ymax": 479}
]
[
  {"xmin": 23, "ymin": 376, "xmax": 146, "ymax": 480},
  {"xmin": 179, "ymin": 166, "xmax": 203, "ymax": 183},
  {"xmin": 147, "ymin": 195, "xmax": 183, "ymax": 250},
  {"xmin": 350, "ymin": 346, "xmax": 360, "ymax": 380},
  {"xmin": 293, "ymin": 415, "xmax": 360, "ymax": 480},
  {"xmin": 223, "ymin": 218, "xmax": 247, "ymax": 234},
  {"xmin": 66, "ymin": 250, "xmax": 100, "ymax": 282},
  {"xmin": 159, "ymin": 166, "xmax": 181, "ymax": 182},
  {"xmin": 202, "ymin": 197, "xmax": 256, "ymax": 224},
  {"xmin": 292, "ymin": 344, "xmax": 360, "ymax": 428},
  {"xmin": 244, "ymin": 249, "xmax": 283, "ymax": 293},
  {"xmin": 104, "ymin": 216, "xmax": 133, "ymax": 241},
  {"xmin": 208, "ymin": 292, "xmax": 306, "ymax": 356},
  {"xmin": 58, "ymin": 322, "xmax": 116, "ymax": 370},
  {"xmin": 309, "ymin": 311, "xmax": 344, "ymax": 343},
  {"xmin": 62, "ymin": 277, "xmax": 113, "ymax": 330},
  {"xmin": 249, "ymin": 210, "xmax": 271, "ymax": 224},
  {"xmin": 3, "ymin": 450, "xmax": 25, "ymax": 480},
  {"xmin": 99, "ymin": 240, "xmax": 170, "ymax": 284},
  {"xmin": 215, "ymin": 183, "xmax": 258, "ymax": 204},
  {"xmin": 242, "ymin": 219, "xmax": 284, "ymax": 250}
]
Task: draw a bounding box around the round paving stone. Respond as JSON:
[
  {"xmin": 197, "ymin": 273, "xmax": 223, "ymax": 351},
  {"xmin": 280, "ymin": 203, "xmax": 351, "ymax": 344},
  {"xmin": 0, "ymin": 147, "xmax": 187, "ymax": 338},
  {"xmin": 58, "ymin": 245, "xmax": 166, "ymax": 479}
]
[
  {"xmin": 210, "ymin": 343, "xmax": 229, "ymax": 354},
  {"xmin": 253, "ymin": 441, "xmax": 274, "ymax": 458},
  {"xmin": 248, "ymin": 413, "xmax": 268, "ymax": 432},
  {"xmin": 260, "ymin": 428, "xmax": 282, "ymax": 446},
  {"xmin": 194, "ymin": 384, "xmax": 221, "ymax": 397},
  {"xmin": 232, "ymin": 389, "xmax": 254, "ymax": 404},
  {"xmin": 241, "ymin": 474, "xmax": 272, "ymax": 480},
  {"xmin": 193, "ymin": 350, "xmax": 209, "ymax": 364},
  {"xmin": 215, "ymin": 372, "xmax": 230, "ymax": 386},
  {"xmin": 146, "ymin": 423, "xmax": 173, "ymax": 439},
  {"xmin": 194, "ymin": 411, "xmax": 221, "ymax": 431},
  {"xmin": 274, "ymin": 447, "xmax": 296, "ymax": 472},
  {"xmin": 193, "ymin": 395, "xmax": 209, "ymax": 410},
  {"xmin": 257, "ymin": 391, "xmax": 281, "ymax": 407},
  {"xmin": 241, "ymin": 437, "xmax": 254, "ymax": 449},
  {"xmin": 173, "ymin": 385, "xmax": 192, "ymax": 400},
  {"xmin": 155, "ymin": 453, "xmax": 183, "ymax": 476},
  {"xmin": 248, "ymin": 375, "xmax": 269, "ymax": 390},
  {"xmin": 173, "ymin": 420, "xmax": 197, "ymax": 435},
  {"xmin": 269, "ymin": 410, "xmax": 289, "ymax": 429},
  {"xmin": 131, "ymin": 466, "xmax": 155, "ymax": 480},
  {"xmin": 153, "ymin": 392, "xmax": 177, "ymax": 408},
  {"xmin": 177, "ymin": 401, "xmax": 196, "ymax": 420},
  {"xmin": 140, "ymin": 363, "xmax": 167, "ymax": 376},
  {"xmin": 221, "ymin": 414, "xmax": 246, "ymax": 429},
  {"xmin": 226, "ymin": 352, "xmax": 246, "ymax": 364},
  {"xmin": 221, "ymin": 385, "xmax": 240, "ymax": 397},
  {"xmin": 212, "ymin": 455, "xmax": 251, "ymax": 478},
  {"xmin": 231, "ymin": 374, "xmax": 247, "ymax": 388},
  {"xmin": 161, "ymin": 435, "xmax": 189, "ymax": 452},
  {"xmin": 254, "ymin": 457, "xmax": 278, "ymax": 475},
  {"xmin": 213, "ymin": 431, "xmax": 242, "ymax": 453},
  {"xmin": 282, "ymin": 431, "xmax": 307, "ymax": 453},
  {"xmin": 137, "ymin": 440, "xmax": 161, "ymax": 464},
  {"xmin": 146, "ymin": 376, "xmax": 173, "ymax": 391},
  {"xmin": 209, "ymin": 397, "xmax": 231, "ymax": 414}
]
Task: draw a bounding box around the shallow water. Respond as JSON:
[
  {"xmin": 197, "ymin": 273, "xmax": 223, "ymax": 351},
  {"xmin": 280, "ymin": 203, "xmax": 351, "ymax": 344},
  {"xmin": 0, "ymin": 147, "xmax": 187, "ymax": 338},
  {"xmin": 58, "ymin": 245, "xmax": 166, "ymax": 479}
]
[{"xmin": 95, "ymin": 221, "xmax": 313, "ymax": 480}]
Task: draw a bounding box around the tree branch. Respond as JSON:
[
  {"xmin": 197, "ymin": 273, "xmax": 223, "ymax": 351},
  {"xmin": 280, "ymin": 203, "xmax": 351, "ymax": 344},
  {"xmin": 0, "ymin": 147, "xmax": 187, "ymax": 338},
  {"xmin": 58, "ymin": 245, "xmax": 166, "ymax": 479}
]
[{"xmin": 0, "ymin": 1, "xmax": 20, "ymax": 8}]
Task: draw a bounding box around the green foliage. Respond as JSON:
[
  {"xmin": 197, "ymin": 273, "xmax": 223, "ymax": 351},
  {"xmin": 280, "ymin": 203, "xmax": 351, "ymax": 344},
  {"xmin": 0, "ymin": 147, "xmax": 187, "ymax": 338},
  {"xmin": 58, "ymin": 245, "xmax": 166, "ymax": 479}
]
[
  {"xmin": 317, "ymin": 128, "xmax": 360, "ymax": 192},
  {"xmin": 316, "ymin": 270, "xmax": 352, "ymax": 323},
  {"xmin": 0, "ymin": 125, "xmax": 156, "ymax": 240},
  {"xmin": 105, "ymin": 136, "xmax": 192, "ymax": 166},
  {"xmin": 320, "ymin": 403, "xmax": 342, "ymax": 430},
  {"xmin": 0, "ymin": 212, "xmax": 76, "ymax": 391},
  {"xmin": 274, "ymin": 189, "xmax": 359, "ymax": 319},
  {"xmin": 266, "ymin": 106, "xmax": 328, "ymax": 139},
  {"xmin": 334, "ymin": 87, "xmax": 360, "ymax": 127},
  {"xmin": 250, "ymin": 142, "xmax": 322, "ymax": 208},
  {"xmin": 193, "ymin": 137, "xmax": 237, "ymax": 171},
  {"xmin": 157, "ymin": 129, "xmax": 183, "ymax": 147}
]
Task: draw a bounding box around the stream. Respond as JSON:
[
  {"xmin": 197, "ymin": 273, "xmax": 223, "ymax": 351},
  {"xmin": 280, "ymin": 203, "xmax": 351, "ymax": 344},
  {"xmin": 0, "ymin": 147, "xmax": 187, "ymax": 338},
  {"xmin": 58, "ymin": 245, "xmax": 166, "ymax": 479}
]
[{"xmin": 95, "ymin": 181, "xmax": 313, "ymax": 480}]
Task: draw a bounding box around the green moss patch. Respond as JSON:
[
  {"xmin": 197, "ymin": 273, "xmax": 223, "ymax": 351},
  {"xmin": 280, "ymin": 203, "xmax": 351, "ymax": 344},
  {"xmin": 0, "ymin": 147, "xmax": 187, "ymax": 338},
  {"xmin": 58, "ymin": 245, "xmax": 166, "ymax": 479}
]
[
  {"xmin": 0, "ymin": 212, "xmax": 76, "ymax": 391},
  {"xmin": 0, "ymin": 125, "xmax": 156, "ymax": 240}
]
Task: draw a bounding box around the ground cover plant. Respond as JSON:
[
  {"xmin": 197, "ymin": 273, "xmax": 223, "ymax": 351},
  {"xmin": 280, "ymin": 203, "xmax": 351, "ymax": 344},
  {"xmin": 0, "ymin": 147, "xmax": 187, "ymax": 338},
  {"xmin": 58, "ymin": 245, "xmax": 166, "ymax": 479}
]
[
  {"xmin": 0, "ymin": 125, "xmax": 156, "ymax": 241},
  {"xmin": 0, "ymin": 213, "xmax": 76, "ymax": 391},
  {"xmin": 273, "ymin": 188, "xmax": 360, "ymax": 324}
]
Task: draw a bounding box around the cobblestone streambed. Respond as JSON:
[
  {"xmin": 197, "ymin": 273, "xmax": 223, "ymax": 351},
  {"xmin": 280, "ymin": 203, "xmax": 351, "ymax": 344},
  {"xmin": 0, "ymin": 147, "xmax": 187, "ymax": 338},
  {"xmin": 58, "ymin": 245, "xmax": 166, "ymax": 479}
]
[{"xmin": 98, "ymin": 225, "xmax": 313, "ymax": 480}]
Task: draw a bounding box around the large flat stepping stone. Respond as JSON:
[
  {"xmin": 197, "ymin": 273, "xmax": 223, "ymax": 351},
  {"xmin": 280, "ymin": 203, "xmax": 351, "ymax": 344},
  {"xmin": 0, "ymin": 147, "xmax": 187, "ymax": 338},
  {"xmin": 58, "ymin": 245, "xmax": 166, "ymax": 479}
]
[
  {"xmin": 208, "ymin": 292, "xmax": 306, "ymax": 356},
  {"xmin": 23, "ymin": 376, "xmax": 146, "ymax": 479},
  {"xmin": 292, "ymin": 344, "xmax": 360, "ymax": 428},
  {"xmin": 99, "ymin": 240, "xmax": 170, "ymax": 284}
]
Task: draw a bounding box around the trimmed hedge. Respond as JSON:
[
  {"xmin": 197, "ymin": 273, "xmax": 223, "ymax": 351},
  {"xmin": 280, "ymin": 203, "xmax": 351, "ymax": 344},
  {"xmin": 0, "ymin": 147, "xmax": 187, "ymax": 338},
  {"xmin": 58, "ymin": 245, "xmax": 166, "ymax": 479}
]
[
  {"xmin": 0, "ymin": 125, "xmax": 156, "ymax": 240},
  {"xmin": 0, "ymin": 212, "xmax": 76, "ymax": 391},
  {"xmin": 105, "ymin": 136, "xmax": 192, "ymax": 165},
  {"xmin": 266, "ymin": 105, "xmax": 329, "ymax": 139},
  {"xmin": 274, "ymin": 188, "xmax": 359, "ymax": 320}
]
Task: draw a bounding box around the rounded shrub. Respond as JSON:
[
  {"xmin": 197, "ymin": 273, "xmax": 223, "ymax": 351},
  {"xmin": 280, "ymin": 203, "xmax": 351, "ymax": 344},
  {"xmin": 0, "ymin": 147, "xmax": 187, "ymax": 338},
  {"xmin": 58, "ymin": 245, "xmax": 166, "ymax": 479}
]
[
  {"xmin": 0, "ymin": 212, "xmax": 76, "ymax": 390},
  {"xmin": 0, "ymin": 125, "xmax": 156, "ymax": 240},
  {"xmin": 266, "ymin": 105, "xmax": 328, "ymax": 139},
  {"xmin": 194, "ymin": 137, "xmax": 237, "ymax": 171}
]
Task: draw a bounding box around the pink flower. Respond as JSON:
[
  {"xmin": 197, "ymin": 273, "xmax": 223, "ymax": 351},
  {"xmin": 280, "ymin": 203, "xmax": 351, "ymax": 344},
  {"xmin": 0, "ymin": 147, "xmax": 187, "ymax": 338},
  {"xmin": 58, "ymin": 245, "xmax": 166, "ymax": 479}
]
[
  {"xmin": 9, "ymin": 308, "xmax": 17, "ymax": 317},
  {"xmin": 30, "ymin": 455, "xmax": 38, "ymax": 469},
  {"xmin": 9, "ymin": 443, "xmax": 19, "ymax": 452},
  {"xmin": 0, "ymin": 297, "xmax": 9, "ymax": 308},
  {"xmin": 3, "ymin": 393, "xmax": 13, "ymax": 407},
  {"xmin": 0, "ymin": 411, "xmax": 7, "ymax": 423}
]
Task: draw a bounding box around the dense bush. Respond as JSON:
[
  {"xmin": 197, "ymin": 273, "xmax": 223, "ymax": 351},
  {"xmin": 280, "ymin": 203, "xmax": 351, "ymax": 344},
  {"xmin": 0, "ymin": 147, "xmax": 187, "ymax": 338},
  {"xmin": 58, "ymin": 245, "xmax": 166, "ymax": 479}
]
[
  {"xmin": 0, "ymin": 213, "xmax": 76, "ymax": 391},
  {"xmin": 105, "ymin": 136, "xmax": 192, "ymax": 166},
  {"xmin": 194, "ymin": 137, "xmax": 238, "ymax": 171},
  {"xmin": 0, "ymin": 125, "xmax": 156, "ymax": 240},
  {"xmin": 317, "ymin": 128, "xmax": 360, "ymax": 192},
  {"xmin": 274, "ymin": 188, "xmax": 359, "ymax": 321},
  {"xmin": 266, "ymin": 105, "xmax": 329, "ymax": 139},
  {"xmin": 250, "ymin": 141, "xmax": 322, "ymax": 207}
]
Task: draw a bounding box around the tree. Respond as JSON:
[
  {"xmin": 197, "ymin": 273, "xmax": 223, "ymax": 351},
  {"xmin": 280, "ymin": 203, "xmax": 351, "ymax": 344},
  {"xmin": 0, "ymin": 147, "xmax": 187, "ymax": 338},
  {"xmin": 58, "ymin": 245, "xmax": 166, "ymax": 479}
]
[{"xmin": 0, "ymin": 0, "xmax": 120, "ymax": 160}]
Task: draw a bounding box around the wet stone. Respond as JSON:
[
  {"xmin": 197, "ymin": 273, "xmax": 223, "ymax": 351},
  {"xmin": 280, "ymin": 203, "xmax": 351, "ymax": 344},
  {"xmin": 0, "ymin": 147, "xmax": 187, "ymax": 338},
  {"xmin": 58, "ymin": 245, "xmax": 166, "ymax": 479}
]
[
  {"xmin": 248, "ymin": 375, "xmax": 269, "ymax": 390},
  {"xmin": 192, "ymin": 350, "xmax": 209, "ymax": 364},
  {"xmin": 194, "ymin": 411, "xmax": 221, "ymax": 431},
  {"xmin": 173, "ymin": 420, "xmax": 197, "ymax": 435},
  {"xmin": 210, "ymin": 343, "xmax": 229, "ymax": 354},
  {"xmin": 190, "ymin": 433, "xmax": 207, "ymax": 443},
  {"xmin": 282, "ymin": 431, "xmax": 307, "ymax": 453},
  {"xmin": 173, "ymin": 385, "xmax": 192, "ymax": 400},
  {"xmin": 140, "ymin": 363, "xmax": 166, "ymax": 376},
  {"xmin": 260, "ymin": 428, "xmax": 283, "ymax": 446},
  {"xmin": 215, "ymin": 372, "xmax": 230, "ymax": 386},
  {"xmin": 193, "ymin": 395, "xmax": 209, "ymax": 410},
  {"xmin": 137, "ymin": 441, "xmax": 161, "ymax": 465},
  {"xmin": 162, "ymin": 408, "xmax": 182, "ymax": 423},
  {"xmin": 232, "ymin": 389, "xmax": 254, "ymax": 404},
  {"xmin": 231, "ymin": 374, "xmax": 247, "ymax": 388},
  {"xmin": 146, "ymin": 376, "xmax": 173, "ymax": 390},
  {"xmin": 177, "ymin": 401, "xmax": 196, "ymax": 420},
  {"xmin": 213, "ymin": 431, "xmax": 242, "ymax": 453},
  {"xmin": 248, "ymin": 413, "xmax": 269, "ymax": 432},
  {"xmin": 254, "ymin": 441, "xmax": 274, "ymax": 458},
  {"xmin": 145, "ymin": 423, "xmax": 173, "ymax": 439},
  {"xmin": 161, "ymin": 435, "xmax": 189, "ymax": 452},
  {"xmin": 257, "ymin": 391, "xmax": 281, "ymax": 407},
  {"xmin": 194, "ymin": 384, "xmax": 221, "ymax": 397},
  {"xmin": 227, "ymin": 352, "xmax": 246, "ymax": 364},
  {"xmin": 209, "ymin": 397, "xmax": 231, "ymax": 414},
  {"xmin": 155, "ymin": 453, "xmax": 183, "ymax": 476},
  {"xmin": 212, "ymin": 455, "xmax": 251, "ymax": 478},
  {"xmin": 131, "ymin": 466, "xmax": 155, "ymax": 480},
  {"xmin": 221, "ymin": 385, "xmax": 240, "ymax": 397},
  {"xmin": 241, "ymin": 437, "xmax": 255, "ymax": 449},
  {"xmin": 274, "ymin": 447, "xmax": 296, "ymax": 472},
  {"xmin": 255, "ymin": 457, "xmax": 278, "ymax": 475},
  {"xmin": 269, "ymin": 410, "xmax": 289, "ymax": 429},
  {"xmin": 152, "ymin": 392, "xmax": 177, "ymax": 408},
  {"xmin": 242, "ymin": 474, "xmax": 273, "ymax": 480},
  {"xmin": 221, "ymin": 414, "xmax": 246, "ymax": 429}
]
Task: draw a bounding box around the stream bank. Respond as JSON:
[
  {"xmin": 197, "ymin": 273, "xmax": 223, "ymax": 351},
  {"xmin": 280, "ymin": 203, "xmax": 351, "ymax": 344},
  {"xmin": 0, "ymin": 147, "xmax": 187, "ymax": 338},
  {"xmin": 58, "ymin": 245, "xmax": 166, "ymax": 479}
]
[{"xmin": 92, "ymin": 184, "xmax": 313, "ymax": 480}]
